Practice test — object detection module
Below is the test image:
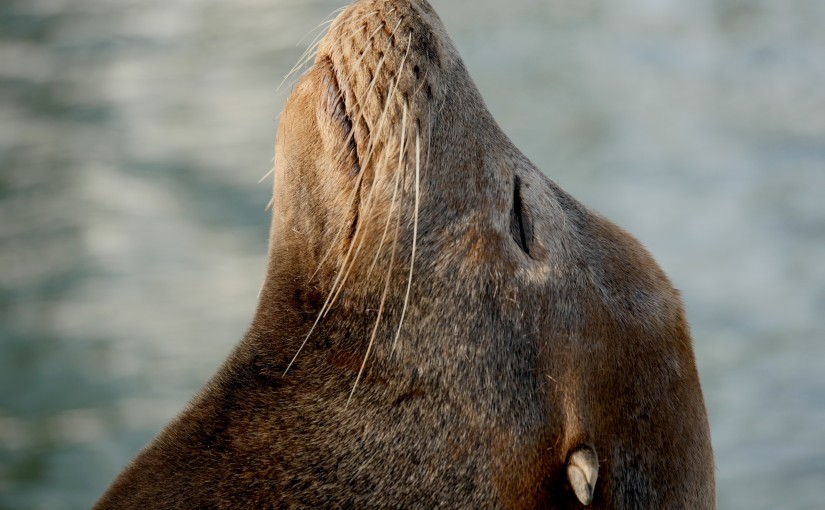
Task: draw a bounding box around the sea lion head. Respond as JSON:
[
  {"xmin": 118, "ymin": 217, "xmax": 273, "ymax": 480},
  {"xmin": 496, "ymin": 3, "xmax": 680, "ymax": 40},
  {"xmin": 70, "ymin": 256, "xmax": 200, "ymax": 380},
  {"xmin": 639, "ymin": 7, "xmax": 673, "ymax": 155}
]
[{"xmin": 260, "ymin": 0, "xmax": 713, "ymax": 507}]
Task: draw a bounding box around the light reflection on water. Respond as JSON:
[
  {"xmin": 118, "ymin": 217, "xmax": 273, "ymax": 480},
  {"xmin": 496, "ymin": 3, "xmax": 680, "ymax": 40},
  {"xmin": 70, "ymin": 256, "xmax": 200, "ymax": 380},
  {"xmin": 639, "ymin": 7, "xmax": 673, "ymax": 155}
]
[{"xmin": 1, "ymin": 0, "xmax": 824, "ymax": 508}]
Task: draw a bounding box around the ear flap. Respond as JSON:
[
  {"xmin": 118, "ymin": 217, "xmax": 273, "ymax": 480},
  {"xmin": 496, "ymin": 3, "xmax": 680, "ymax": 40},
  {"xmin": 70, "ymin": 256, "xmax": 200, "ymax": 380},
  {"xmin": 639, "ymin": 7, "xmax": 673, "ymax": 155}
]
[{"xmin": 567, "ymin": 445, "xmax": 599, "ymax": 506}]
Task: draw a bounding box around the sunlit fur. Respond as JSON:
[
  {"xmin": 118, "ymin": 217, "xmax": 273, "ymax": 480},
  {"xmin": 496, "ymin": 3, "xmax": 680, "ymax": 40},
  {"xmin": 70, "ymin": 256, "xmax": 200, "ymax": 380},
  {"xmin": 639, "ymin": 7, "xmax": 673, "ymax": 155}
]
[{"xmin": 95, "ymin": 1, "xmax": 715, "ymax": 508}]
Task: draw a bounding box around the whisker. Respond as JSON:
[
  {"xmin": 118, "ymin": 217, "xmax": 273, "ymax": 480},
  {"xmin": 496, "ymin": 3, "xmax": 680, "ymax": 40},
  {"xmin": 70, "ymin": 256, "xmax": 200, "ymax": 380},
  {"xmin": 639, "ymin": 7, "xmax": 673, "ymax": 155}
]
[
  {"xmin": 283, "ymin": 9, "xmax": 407, "ymax": 373},
  {"xmin": 392, "ymin": 124, "xmax": 420, "ymax": 352},
  {"xmin": 321, "ymin": 27, "xmax": 409, "ymax": 315},
  {"xmin": 341, "ymin": 31, "xmax": 413, "ymax": 283},
  {"xmin": 321, "ymin": 79, "xmax": 403, "ymax": 314},
  {"xmin": 347, "ymin": 192, "xmax": 400, "ymax": 407},
  {"xmin": 307, "ymin": 127, "xmax": 361, "ymax": 282},
  {"xmin": 343, "ymin": 21, "xmax": 387, "ymax": 83},
  {"xmin": 365, "ymin": 26, "xmax": 408, "ymax": 248},
  {"xmin": 339, "ymin": 32, "xmax": 412, "ymax": 291},
  {"xmin": 278, "ymin": 10, "xmax": 380, "ymax": 92},
  {"xmin": 295, "ymin": 20, "xmax": 332, "ymax": 55},
  {"xmin": 319, "ymin": 21, "xmax": 386, "ymax": 176},
  {"xmin": 357, "ymin": 21, "xmax": 408, "ymax": 169},
  {"xmin": 312, "ymin": 110, "xmax": 382, "ymax": 315},
  {"xmin": 306, "ymin": 55, "xmax": 384, "ymax": 286},
  {"xmin": 306, "ymin": 21, "xmax": 387, "ymax": 283},
  {"xmin": 278, "ymin": 39, "xmax": 321, "ymax": 91},
  {"xmin": 258, "ymin": 167, "xmax": 275, "ymax": 184},
  {"xmin": 319, "ymin": 149, "xmax": 380, "ymax": 319},
  {"xmin": 367, "ymin": 99, "xmax": 408, "ymax": 279},
  {"xmin": 284, "ymin": 163, "xmax": 369, "ymax": 377},
  {"xmin": 322, "ymin": 159, "xmax": 382, "ymax": 316},
  {"xmin": 295, "ymin": 6, "xmax": 344, "ymax": 47},
  {"xmin": 357, "ymin": 17, "xmax": 403, "ymax": 140},
  {"xmin": 327, "ymin": 14, "xmax": 397, "ymax": 152}
]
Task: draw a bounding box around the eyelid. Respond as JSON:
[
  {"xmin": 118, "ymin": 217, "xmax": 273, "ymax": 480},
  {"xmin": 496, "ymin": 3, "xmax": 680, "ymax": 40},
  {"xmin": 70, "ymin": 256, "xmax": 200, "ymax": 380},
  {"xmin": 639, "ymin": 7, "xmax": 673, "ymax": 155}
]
[{"xmin": 510, "ymin": 176, "xmax": 534, "ymax": 257}]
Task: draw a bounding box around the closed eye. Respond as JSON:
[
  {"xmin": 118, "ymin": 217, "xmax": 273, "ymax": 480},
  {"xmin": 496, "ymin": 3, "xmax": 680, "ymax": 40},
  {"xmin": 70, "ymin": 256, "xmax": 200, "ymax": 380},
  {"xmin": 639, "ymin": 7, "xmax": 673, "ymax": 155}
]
[{"xmin": 510, "ymin": 176, "xmax": 533, "ymax": 257}]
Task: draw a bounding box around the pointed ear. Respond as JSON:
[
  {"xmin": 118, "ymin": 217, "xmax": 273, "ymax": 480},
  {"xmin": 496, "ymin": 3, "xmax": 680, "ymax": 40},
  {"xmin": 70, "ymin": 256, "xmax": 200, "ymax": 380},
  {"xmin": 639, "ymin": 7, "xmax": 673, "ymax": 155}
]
[{"xmin": 567, "ymin": 445, "xmax": 599, "ymax": 506}]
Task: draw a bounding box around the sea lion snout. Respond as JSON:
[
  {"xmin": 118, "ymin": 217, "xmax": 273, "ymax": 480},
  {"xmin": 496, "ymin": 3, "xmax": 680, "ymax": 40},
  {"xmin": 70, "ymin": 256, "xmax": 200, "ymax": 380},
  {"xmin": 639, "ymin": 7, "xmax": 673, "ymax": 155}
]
[
  {"xmin": 275, "ymin": 0, "xmax": 526, "ymax": 287},
  {"xmin": 304, "ymin": 0, "xmax": 539, "ymax": 273}
]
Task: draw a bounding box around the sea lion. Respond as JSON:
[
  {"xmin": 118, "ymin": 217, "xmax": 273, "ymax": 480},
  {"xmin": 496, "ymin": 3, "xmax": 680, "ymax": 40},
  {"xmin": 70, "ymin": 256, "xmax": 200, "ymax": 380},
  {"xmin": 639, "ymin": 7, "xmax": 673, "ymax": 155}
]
[{"xmin": 95, "ymin": 0, "xmax": 715, "ymax": 508}]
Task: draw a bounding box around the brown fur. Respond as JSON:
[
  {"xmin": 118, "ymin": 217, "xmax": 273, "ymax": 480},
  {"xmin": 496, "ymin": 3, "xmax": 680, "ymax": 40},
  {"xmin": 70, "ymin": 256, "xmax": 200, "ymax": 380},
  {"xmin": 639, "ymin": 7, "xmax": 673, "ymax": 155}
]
[{"xmin": 95, "ymin": 0, "xmax": 715, "ymax": 508}]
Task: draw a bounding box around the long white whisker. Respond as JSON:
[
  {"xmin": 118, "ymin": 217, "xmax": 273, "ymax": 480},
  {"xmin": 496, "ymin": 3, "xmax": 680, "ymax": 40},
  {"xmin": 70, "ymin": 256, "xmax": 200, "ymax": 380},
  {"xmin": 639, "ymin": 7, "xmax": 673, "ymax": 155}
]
[
  {"xmin": 357, "ymin": 18, "xmax": 403, "ymax": 150},
  {"xmin": 307, "ymin": 128, "xmax": 360, "ymax": 283},
  {"xmin": 283, "ymin": 9, "xmax": 405, "ymax": 374},
  {"xmin": 322, "ymin": 25, "xmax": 409, "ymax": 315},
  {"xmin": 278, "ymin": 10, "xmax": 379, "ymax": 92},
  {"xmin": 258, "ymin": 167, "xmax": 275, "ymax": 184},
  {"xmin": 295, "ymin": 8, "xmax": 343, "ymax": 47},
  {"xmin": 393, "ymin": 125, "xmax": 420, "ymax": 352},
  {"xmin": 349, "ymin": 31, "xmax": 413, "ymax": 281},
  {"xmin": 278, "ymin": 39, "xmax": 322, "ymax": 91},
  {"xmin": 358, "ymin": 26, "xmax": 410, "ymax": 172},
  {"xmin": 367, "ymin": 101, "xmax": 407, "ymax": 279},
  {"xmin": 319, "ymin": 21, "xmax": 386, "ymax": 177},
  {"xmin": 320, "ymin": 175, "xmax": 375, "ymax": 319},
  {"xmin": 347, "ymin": 198, "xmax": 400, "ymax": 407},
  {"xmin": 306, "ymin": 19, "xmax": 387, "ymax": 284},
  {"xmin": 284, "ymin": 165, "xmax": 369, "ymax": 376}
]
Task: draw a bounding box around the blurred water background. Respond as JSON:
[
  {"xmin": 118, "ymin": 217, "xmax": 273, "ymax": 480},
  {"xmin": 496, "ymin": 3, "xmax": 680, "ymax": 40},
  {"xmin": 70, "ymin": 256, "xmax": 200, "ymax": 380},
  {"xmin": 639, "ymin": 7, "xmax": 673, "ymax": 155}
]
[{"xmin": 1, "ymin": 0, "xmax": 824, "ymax": 508}]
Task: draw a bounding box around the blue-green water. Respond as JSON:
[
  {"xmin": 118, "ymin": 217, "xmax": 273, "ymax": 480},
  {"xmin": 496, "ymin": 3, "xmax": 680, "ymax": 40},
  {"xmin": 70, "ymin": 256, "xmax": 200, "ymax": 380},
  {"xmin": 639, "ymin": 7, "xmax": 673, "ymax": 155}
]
[{"xmin": 1, "ymin": 0, "xmax": 824, "ymax": 508}]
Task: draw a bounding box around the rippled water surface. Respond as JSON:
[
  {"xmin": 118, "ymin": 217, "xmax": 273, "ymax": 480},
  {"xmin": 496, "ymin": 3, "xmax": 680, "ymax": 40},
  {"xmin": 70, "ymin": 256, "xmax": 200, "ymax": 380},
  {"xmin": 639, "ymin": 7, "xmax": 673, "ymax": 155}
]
[{"xmin": 1, "ymin": 0, "xmax": 824, "ymax": 508}]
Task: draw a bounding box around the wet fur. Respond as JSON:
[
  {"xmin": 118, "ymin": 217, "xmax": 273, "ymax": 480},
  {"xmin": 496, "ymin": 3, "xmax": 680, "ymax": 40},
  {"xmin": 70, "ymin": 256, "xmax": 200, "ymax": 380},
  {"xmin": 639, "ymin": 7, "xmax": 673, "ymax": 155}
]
[{"xmin": 95, "ymin": 0, "xmax": 715, "ymax": 508}]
